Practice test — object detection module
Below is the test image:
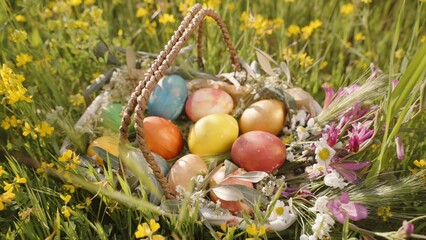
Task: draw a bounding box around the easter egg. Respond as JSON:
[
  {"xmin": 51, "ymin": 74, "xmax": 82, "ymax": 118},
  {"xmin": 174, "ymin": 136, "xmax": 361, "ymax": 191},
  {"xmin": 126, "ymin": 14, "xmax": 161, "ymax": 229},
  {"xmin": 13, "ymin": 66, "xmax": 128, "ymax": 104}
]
[
  {"xmin": 99, "ymin": 103, "xmax": 135, "ymax": 134},
  {"xmin": 143, "ymin": 116, "xmax": 183, "ymax": 160},
  {"xmin": 188, "ymin": 113, "xmax": 239, "ymax": 155},
  {"xmin": 210, "ymin": 166, "xmax": 253, "ymax": 215},
  {"xmin": 239, "ymin": 99, "xmax": 287, "ymax": 135},
  {"xmin": 87, "ymin": 135, "xmax": 120, "ymax": 165},
  {"xmin": 122, "ymin": 148, "xmax": 170, "ymax": 205},
  {"xmin": 148, "ymin": 75, "xmax": 188, "ymax": 120},
  {"xmin": 185, "ymin": 87, "xmax": 234, "ymax": 122},
  {"xmin": 125, "ymin": 148, "xmax": 171, "ymax": 177},
  {"xmin": 168, "ymin": 154, "xmax": 208, "ymax": 193},
  {"xmin": 231, "ymin": 131, "xmax": 286, "ymax": 173}
]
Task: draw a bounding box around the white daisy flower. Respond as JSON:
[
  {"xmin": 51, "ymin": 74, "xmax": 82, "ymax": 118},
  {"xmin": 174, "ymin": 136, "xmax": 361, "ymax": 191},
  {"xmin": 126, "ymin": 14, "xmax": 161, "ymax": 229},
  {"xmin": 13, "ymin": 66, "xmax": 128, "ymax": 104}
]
[
  {"xmin": 314, "ymin": 138, "xmax": 336, "ymax": 169},
  {"xmin": 324, "ymin": 170, "xmax": 348, "ymax": 189}
]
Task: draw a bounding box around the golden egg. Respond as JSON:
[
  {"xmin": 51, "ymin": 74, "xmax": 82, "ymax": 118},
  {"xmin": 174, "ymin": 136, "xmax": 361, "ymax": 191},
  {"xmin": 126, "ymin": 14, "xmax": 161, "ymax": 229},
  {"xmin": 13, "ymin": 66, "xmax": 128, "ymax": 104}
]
[{"xmin": 239, "ymin": 99, "xmax": 287, "ymax": 135}]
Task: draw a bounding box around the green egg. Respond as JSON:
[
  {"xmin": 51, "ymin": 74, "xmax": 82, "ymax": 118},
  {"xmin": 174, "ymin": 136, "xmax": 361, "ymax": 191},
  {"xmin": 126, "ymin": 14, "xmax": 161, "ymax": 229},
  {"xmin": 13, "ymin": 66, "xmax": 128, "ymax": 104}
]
[{"xmin": 99, "ymin": 103, "xmax": 135, "ymax": 134}]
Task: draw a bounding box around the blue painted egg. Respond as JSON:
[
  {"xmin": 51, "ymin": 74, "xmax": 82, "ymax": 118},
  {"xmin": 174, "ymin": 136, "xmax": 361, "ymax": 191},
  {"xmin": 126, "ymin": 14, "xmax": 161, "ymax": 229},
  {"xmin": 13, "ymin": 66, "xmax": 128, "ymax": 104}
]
[{"xmin": 148, "ymin": 75, "xmax": 188, "ymax": 120}]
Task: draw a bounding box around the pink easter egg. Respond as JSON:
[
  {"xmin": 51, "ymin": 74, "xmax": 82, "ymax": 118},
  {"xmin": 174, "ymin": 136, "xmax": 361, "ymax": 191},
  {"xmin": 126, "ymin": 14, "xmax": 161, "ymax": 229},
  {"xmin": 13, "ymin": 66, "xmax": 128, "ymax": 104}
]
[{"xmin": 185, "ymin": 88, "xmax": 234, "ymax": 122}]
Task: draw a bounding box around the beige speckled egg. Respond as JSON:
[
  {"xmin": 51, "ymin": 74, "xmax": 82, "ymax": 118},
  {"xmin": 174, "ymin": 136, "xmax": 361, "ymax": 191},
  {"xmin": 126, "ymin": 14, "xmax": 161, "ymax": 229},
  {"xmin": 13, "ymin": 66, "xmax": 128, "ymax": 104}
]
[{"xmin": 168, "ymin": 154, "xmax": 208, "ymax": 193}]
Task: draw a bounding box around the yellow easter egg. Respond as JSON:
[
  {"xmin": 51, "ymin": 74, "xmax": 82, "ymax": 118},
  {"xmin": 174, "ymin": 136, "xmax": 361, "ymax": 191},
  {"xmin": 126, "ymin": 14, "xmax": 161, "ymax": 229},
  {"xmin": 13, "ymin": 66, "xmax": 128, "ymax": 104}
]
[
  {"xmin": 188, "ymin": 113, "xmax": 239, "ymax": 155},
  {"xmin": 87, "ymin": 135, "xmax": 119, "ymax": 165}
]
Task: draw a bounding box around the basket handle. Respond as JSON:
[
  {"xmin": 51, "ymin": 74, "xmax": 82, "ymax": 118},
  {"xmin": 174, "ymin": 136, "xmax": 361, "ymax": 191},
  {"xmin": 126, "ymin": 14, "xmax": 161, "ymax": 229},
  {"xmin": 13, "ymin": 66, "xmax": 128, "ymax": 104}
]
[{"xmin": 120, "ymin": 5, "xmax": 241, "ymax": 199}]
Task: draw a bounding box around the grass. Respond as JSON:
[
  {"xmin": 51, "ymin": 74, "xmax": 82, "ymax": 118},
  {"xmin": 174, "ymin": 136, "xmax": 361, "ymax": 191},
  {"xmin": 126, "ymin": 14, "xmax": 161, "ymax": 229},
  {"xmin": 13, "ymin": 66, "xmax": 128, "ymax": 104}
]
[{"xmin": 0, "ymin": 0, "xmax": 425, "ymax": 239}]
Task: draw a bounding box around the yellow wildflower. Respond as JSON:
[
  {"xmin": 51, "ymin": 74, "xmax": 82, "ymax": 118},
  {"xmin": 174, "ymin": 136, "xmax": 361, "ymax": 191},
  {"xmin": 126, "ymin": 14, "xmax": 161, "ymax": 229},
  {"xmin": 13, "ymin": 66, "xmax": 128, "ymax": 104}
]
[
  {"xmin": 310, "ymin": 19, "xmax": 323, "ymax": 29},
  {"xmin": 63, "ymin": 184, "xmax": 76, "ymax": 193},
  {"xmin": 7, "ymin": 87, "xmax": 33, "ymax": 104},
  {"xmin": 59, "ymin": 150, "xmax": 73, "ymax": 162},
  {"xmin": 60, "ymin": 194, "xmax": 72, "ymax": 204},
  {"xmin": 421, "ymin": 35, "xmax": 426, "ymax": 43},
  {"xmin": 203, "ymin": 0, "xmax": 221, "ymax": 9},
  {"xmin": 144, "ymin": 19, "xmax": 157, "ymax": 36},
  {"xmin": 341, "ymin": 3, "xmax": 355, "ymax": 15},
  {"xmin": 246, "ymin": 223, "xmax": 266, "ymax": 238},
  {"xmin": 15, "ymin": 176, "xmax": 27, "ymax": 184},
  {"xmin": 34, "ymin": 121, "xmax": 54, "ymax": 137},
  {"xmin": 15, "ymin": 15, "xmax": 26, "ymax": 22},
  {"xmin": 84, "ymin": 0, "xmax": 96, "ymax": 5},
  {"xmin": 8, "ymin": 29, "xmax": 28, "ymax": 43},
  {"xmin": 1, "ymin": 118, "xmax": 11, "ymax": 130},
  {"xmin": 299, "ymin": 53, "xmax": 314, "ymax": 68},
  {"xmin": 301, "ymin": 20, "xmax": 322, "ymax": 39},
  {"xmin": 179, "ymin": 0, "xmax": 196, "ymax": 14},
  {"xmin": 158, "ymin": 14, "xmax": 176, "ymax": 25},
  {"xmin": 395, "ymin": 48, "xmax": 405, "ymax": 59},
  {"xmin": 287, "ymin": 24, "xmax": 301, "ymax": 37},
  {"xmin": 0, "ymin": 166, "xmax": 5, "ymax": 177},
  {"xmin": 85, "ymin": 197, "xmax": 92, "ymax": 206},
  {"xmin": 16, "ymin": 53, "xmax": 33, "ymax": 67},
  {"xmin": 61, "ymin": 205, "xmax": 72, "ymax": 218},
  {"xmin": 320, "ymin": 60, "xmax": 328, "ymax": 69},
  {"xmin": 413, "ymin": 159, "xmax": 426, "ymax": 168},
  {"xmin": 136, "ymin": 7, "xmax": 148, "ymax": 18},
  {"xmin": 0, "ymin": 188, "xmax": 16, "ymax": 211},
  {"xmin": 22, "ymin": 122, "xmax": 37, "ymax": 139},
  {"xmin": 36, "ymin": 162, "xmax": 54, "ymax": 175},
  {"xmin": 135, "ymin": 219, "xmax": 165, "ymax": 239},
  {"xmin": 69, "ymin": 0, "xmax": 82, "ymax": 6},
  {"xmin": 355, "ymin": 32, "xmax": 365, "ymax": 41},
  {"xmin": 377, "ymin": 206, "xmax": 392, "ymax": 221}
]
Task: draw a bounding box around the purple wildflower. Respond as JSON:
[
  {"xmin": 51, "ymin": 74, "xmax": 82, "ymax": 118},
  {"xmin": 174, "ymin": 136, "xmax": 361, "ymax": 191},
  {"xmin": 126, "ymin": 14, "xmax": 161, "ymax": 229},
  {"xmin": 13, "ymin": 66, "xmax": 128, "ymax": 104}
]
[
  {"xmin": 322, "ymin": 124, "xmax": 340, "ymax": 147},
  {"xmin": 347, "ymin": 122, "xmax": 374, "ymax": 152},
  {"xmin": 326, "ymin": 192, "xmax": 368, "ymax": 224},
  {"xmin": 395, "ymin": 136, "xmax": 405, "ymax": 160},
  {"xmin": 322, "ymin": 83, "xmax": 335, "ymax": 109},
  {"xmin": 330, "ymin": 161, "xmax": 371, "ymax": 184},
  {"xmin": 402, "ymin": 220, "xmax": 414, "ymax": 237},
  {"xmin": 392, "ymin": 79, "xmax": 399, "ymax": 91}
]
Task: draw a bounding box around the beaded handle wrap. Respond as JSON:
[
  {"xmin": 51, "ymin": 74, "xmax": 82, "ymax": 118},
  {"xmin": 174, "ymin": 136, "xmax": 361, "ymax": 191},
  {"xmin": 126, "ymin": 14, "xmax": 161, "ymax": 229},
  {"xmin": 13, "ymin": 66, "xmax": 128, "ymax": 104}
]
[{"xmin": 119, "ymin": 4, "xmax": 241, "ymax": 199}]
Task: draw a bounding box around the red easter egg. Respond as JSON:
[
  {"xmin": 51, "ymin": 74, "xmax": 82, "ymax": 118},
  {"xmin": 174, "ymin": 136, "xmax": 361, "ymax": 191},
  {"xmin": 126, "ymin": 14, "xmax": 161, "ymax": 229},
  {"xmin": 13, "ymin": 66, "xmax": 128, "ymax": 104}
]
[
  {"xmin": 231, "ymin": 131, "xmax": 286, "ymax": 173},
  {"xmin": 143, "ymin": 116, "xmax": 183, "ymax": 160}
]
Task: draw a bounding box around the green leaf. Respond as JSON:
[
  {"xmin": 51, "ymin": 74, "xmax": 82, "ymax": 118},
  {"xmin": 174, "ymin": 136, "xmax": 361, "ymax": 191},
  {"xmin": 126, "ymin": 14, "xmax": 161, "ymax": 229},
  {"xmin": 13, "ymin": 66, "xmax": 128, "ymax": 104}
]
[
  {"xmin": 229, "ymin": 171, "xmax": 268, "ymax": 183},
  {"xmin": 211, "ymin": 185, "xmax": 244, "ymax": 201},
  {"xmin": 255, "ymin": 48, "xmax": 276, "ymax": 76},
  {"xmin": 224, "ymin": 160, "xmax": 239, "ymax": 176}
]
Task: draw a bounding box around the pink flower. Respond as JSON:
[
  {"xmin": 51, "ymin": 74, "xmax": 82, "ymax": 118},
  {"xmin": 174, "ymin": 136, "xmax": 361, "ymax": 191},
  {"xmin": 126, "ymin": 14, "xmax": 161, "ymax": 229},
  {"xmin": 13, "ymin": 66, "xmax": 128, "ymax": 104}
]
[
  {"xmin": 392, "ymin": 79, "xmax": 399, "ymax": 91},
  {"xmin": 347, "ymin": 122, "xmax": 374, "ymax": 152},
  {"xmin": 322, "ymin": 124, "xmax": 340, "ymax": 147},
  {"xmin": 326, "ymin": 192, "xmax": 368, "ymax": 224},
  {"xmin": 330, "ymin": 161, "xmax": 371, "ymax": 184},
  {"xmin": 322, "ymin": 83, "xmax": 335, "ymax": 109},
  {"xmin": 395, "ymin": 136, "xmax": 404, "ymax": 160},
  {"xmin": 337, "ymin": 103, "xmax": 378, "ymax": 129}
]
